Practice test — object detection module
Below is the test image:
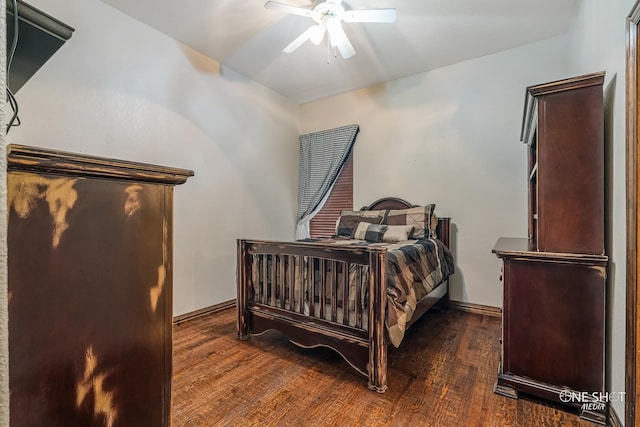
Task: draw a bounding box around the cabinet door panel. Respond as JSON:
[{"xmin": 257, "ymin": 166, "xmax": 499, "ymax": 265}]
[
  {"xmin": 536, "ymin": 86, "xmax": 604, "ymax": 254},
  {"xmin": 503, "ymin": 259, "xmax": 605, "ymax": 392},
  {"xmin": 8, "ymin": 171, "xmax": 170, "ymax": 427}
]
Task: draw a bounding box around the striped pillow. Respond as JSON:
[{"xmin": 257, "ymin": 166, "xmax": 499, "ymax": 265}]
[
  {"xmin": 385, "ymin": 204, "xmax": 436, "ymax": 239},
  {"xmin": 335, "ymin": 210, "xmax": 386, "ymax": 237},
  {"xmin": 353, "ymin": 222, "xmax": 388, "ymax": 242}
]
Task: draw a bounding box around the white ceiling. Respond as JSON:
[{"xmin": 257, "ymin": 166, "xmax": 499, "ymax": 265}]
[{"xmin": 100, "ymin": 0, "xmax": 579, "ymax": 104}]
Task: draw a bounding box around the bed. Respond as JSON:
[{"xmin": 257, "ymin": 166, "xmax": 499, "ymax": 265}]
[{"xmin": 236, "ymin": 197, "xmax": 455, "ymax": 392}]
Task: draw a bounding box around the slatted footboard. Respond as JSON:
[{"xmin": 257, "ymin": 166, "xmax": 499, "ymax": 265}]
[{"xmin": 236, "ymin": 239, "xmax": 389, "ymax": 392}]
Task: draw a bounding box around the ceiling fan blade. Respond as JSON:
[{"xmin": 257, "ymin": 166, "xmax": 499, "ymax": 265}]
[
  {"xmin": 264, "ymin": 1, "xmax": 313, "ymax": 18},
  {"xmin": 343, "ymin": 9, "xmax": 397, "ymax": 23},
  {"xmin": 327, "ymin": 20, "xmax": 355, "ymax": 59},
  {"xmin": 283, "ymin": 25, "xmax": 316, "ymax": 53}
]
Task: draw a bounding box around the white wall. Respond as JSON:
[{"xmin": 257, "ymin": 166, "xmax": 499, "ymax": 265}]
[
  {"xmin": 2, "ymin": 1, "xmax": 631, "ymax": 424},
  {"xmin": 565, "ymin": 0, "xmax": 635, "ymax": 422},
  {"xmin": 6, "ymin": 0, "xmax": 301, "ymax": 316},
  {"xmin": 301, "ymin": 36, "xmax": 570, "ymax": 307}
]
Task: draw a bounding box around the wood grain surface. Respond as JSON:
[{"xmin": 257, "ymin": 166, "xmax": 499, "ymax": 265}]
[{"xmin": 172, "ymin": 308, "xmax": 598, "ymax": 426}]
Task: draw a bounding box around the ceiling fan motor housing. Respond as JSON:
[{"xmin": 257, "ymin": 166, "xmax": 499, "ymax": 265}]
[{"xmin": 312, "ymin": 0, "xmax": 345, "ymax": 24}]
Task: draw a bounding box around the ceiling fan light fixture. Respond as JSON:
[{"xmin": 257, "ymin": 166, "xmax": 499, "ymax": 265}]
[
  {"xmin": 265, "ymin": 0, "xmax": 396, "ymax": 59},
  {"xmin": 326, "ymin": 17, "xmax": 341, "ymax": 47},
  {"xmin": 309, "ymin": 24, "xmax": 326, "ymax": 45}
]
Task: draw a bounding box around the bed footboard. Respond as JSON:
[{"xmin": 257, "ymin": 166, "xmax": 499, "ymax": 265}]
[{"xmin": 236, "ymin": 239, "xmax": 389, "ymax": 392}]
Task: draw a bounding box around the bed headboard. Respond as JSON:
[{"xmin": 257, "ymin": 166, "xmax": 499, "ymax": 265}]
[{"xmin": 360, "ymin": 197, "xmax": 451, "ymax": 248}]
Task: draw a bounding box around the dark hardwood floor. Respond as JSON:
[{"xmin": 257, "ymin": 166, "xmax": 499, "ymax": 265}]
[{"xmin": 172, "ymin": 308, "xmax": 598, "ymax": 426}]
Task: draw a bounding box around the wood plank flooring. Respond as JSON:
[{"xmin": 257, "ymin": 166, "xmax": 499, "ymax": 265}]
[{"xmin": 172, "ymin": 308, "xmax": 598, "ymax": 426}]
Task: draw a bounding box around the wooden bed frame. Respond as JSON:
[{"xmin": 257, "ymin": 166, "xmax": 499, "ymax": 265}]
[{"xmin": 236, "ymin": 197, "xmax": 452, "ymax": 392}]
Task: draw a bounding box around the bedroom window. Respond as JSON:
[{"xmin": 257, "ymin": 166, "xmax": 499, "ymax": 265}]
[{"xmin": 309, "ymin": 153, "xmax": 353, "ymax": 238}]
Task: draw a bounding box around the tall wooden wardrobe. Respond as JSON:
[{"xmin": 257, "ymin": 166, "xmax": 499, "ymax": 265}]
[
  {"xmin": 7, "ymin": 145, "xmax": 193, "ymax": 426},
  {"xmin": 492, "ymin": 72, "xmax": 608, "ymax": 424}
]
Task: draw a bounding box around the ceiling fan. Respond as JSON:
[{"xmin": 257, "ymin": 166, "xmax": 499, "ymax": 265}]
[{"xmin": 264, "ymin": 0, "xmax": 397, "ymax": 59}]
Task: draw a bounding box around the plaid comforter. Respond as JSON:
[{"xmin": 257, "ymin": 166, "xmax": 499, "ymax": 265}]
[
  {"xmin": 384, "ymin": 238, "xmax": 454, "ymax": 346},
  {"xmin": 302, "ymin": 237, "xmax": 455, "ymax": 347}
]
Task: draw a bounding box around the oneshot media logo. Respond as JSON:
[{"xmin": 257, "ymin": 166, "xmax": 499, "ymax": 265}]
[{"xmin": 558, "ymin": 390, "xmax": 625, "ymax": 412}]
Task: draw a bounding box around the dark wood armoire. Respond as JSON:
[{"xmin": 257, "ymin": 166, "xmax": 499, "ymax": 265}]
[
  {"xmin": 492, "ymin": 72, "xmax": 608, "ymax": 424},
  {"xmin": 7, "ymin": 144, "xmax": 193, "ymax": 426}
]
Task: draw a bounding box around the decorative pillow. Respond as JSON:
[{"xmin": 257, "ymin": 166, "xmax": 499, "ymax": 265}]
[
  {"xmin": 335, "ymin": 210, "xmax": 386, "ymax": 237},
  {"xmin": 353, "ymin": 222, "xmax": 388, "ymax": 242},
  {"xmin": 382, "ymin": 225, "xmax": 415, "ymax": 243},
  {"xmin": 385, "ymin": 204, "xmax": 436, "ymax": 239}
]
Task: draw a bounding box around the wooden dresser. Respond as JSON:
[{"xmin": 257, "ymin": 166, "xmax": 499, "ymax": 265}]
[
  {"xmin": 7, "ymin": 145, "xmax": 193, "ymax": 426},
  {"xmin": 492, "ymin": 72, "xmax": 608, "ymax": 424}
]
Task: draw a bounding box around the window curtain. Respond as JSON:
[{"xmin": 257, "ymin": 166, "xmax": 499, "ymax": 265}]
[{"xmin": 295, "ymin": 124, "xmax": 360, "ymax": 239}]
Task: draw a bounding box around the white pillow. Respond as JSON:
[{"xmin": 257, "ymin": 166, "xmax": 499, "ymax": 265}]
[{"xmin": 382, "ymin": 225, "xmax": 415, "ymax": 243}]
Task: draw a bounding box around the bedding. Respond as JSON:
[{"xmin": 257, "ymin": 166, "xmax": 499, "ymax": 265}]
[
  {"xmin": 292, "ymin": 236, "xmax": 454, "ymax": 347},
  {"xmin": 386, "ymin": 204, "xmax": 437, "ymax": 239},
  {"xmin": 335, "ymin": 209, "xmax": 386, "ymax": 237},
  {"xmin": 384, "ymin": 237, "xmax": 454, "ymax": 345},
  {"xmin": 353, "ymin": 222, "xmax": 388, "ymax": 242},
  {"xmin": 382, "ymin": 224, "xmax": 414, "ymax": 243}
]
